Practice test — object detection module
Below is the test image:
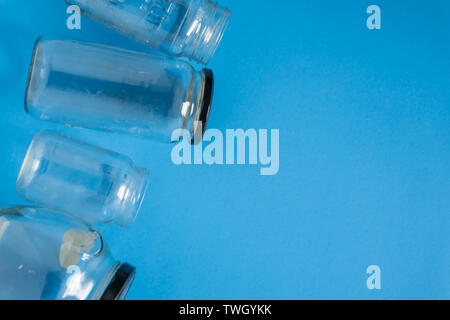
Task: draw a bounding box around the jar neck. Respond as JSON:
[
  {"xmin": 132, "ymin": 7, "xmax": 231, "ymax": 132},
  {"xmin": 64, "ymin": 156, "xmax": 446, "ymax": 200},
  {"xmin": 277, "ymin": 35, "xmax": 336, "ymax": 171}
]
[
  {"xmin": 179, "ymin": 0, "xmax": 230, "ymax": 65},
  {"xmin": 111, "ymin": 165, "xmax": 149, "ymax": 228}
]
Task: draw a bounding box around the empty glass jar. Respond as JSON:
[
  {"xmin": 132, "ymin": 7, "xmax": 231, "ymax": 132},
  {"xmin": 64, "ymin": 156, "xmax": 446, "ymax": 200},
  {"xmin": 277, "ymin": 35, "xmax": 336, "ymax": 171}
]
[
  {"xmin": 25, "ymin": 37, "xmax": 213, "ymax": 144},
  {"xmin": 16, "ymin": 132, "xmax": 149, "ymax": 227},
  {"xmin": 0, "ymin": 206, "xmax": 135, "ymax": 300},
  {"xmin": 65, "ymin": 0, "xmax": 231, "ymax": 65}
]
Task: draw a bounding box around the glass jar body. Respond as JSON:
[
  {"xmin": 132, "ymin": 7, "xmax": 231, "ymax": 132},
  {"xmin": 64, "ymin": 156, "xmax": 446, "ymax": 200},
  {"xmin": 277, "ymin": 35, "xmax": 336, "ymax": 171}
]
[
  {"xmin": 25, "ymin": 37, "xmax": 213, "ymax": 143},
  {"xmin": 16, "ymin": 132, "xmax": 149, "ymax": 227},
  {"xmin": 65, "ymin": 0, "xmax": 231, "ymax": 64},
  {"xmin": 0, "ymin": 206, "xmax": 135, "ymax": 300}
]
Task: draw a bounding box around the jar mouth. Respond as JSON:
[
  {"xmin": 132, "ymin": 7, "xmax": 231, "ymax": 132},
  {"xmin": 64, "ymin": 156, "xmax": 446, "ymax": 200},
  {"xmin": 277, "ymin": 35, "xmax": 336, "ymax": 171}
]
[
  {"xmin": 187, "ymin": 2, "xmax": 231, "ymax": 65},
  {"xmin": 114, "ymin": 167, "xmax": 149, "ymax": 228}
]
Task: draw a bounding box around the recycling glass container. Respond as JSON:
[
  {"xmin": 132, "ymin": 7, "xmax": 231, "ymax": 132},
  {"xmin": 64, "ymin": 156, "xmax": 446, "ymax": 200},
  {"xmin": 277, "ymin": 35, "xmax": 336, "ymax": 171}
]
[
  {"xmin": 25, "ymin": 37, "xmax": 213, "ymax": 144},
  {"xmin": 16, "ymin": 132, "xmax": 149, "ymax": 227},
  {"xmin": 65, "ymin": 0, "xmax": 231, "ymax": 65},
  {"xmin": 0, "ymin": 206, "xmax": 136, "ymax": 300}
]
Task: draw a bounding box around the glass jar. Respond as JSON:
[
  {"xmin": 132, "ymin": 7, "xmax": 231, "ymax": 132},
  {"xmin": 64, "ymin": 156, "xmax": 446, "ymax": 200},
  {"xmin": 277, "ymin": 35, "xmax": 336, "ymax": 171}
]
[
  {"xmin": 0, "ymin": 206, "xmax": 135, "ymax": 300},
  {"xmin": 25, "ymin": 37, "xmax": 213, "ymax": 144},
  {"xmin": 16, "ymin": 132, "xmax": 149, "ymax": 227},
  {"xmin": 65, "ymin": 0, "xmax": 231, "ymax": 65}
]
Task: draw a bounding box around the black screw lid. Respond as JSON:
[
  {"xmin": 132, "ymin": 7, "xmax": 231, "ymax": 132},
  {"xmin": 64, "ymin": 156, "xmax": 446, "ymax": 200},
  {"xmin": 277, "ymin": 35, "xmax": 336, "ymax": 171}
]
[
  {"xmin": 192, "ymin": 68, "xmax": 214, "ymax": 144},
  {"xmin": 100, "ymin": 263, "xmax": 136, "ymax": 300}
]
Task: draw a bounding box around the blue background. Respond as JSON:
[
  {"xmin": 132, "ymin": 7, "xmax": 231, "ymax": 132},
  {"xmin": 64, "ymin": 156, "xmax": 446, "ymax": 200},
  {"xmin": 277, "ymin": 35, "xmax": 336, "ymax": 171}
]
[{"xmin": 0, "ymin": 0, "xmax": 449, "ymax": 299}]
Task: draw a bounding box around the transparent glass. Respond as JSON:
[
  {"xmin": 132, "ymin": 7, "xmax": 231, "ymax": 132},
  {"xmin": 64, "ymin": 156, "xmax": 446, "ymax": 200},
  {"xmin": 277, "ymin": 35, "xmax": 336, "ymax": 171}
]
[
  {"xmin": 65, "ymin": 0, "xmax": 231, "ymax": 65},
  {"xmin": 0, "ymin": 206, "xmax": 135, "ymax": 300},
  {"xmin": 16, "ymin": 132, "xmax": 149, "ymax": 227},
  {"xmin": 25, "ymin": 37, "xmax": 213, "ymax": 143}
]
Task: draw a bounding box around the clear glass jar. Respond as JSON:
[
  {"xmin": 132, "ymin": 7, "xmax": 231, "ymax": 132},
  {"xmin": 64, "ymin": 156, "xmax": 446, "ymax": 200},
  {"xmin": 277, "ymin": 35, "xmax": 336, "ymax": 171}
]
[
  {"xmin": 25, "ymin": 37, "xmax": 213, "ymax": 144},
  {"xmin": 16, "ymin": 132, "xmax": 149, "ymax": 227},
  {"xmin": 65, "ymin": 0, "xmax": 231, "ymax": 65},
  {"xmin": 0, "ymin": 206, "xmax": 136, "ymax": 300}
]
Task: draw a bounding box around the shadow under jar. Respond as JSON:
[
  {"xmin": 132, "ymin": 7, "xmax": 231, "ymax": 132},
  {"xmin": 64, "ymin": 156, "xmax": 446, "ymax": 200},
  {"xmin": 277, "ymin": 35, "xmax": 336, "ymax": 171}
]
[{"xmin": 25, "ymin": 37, "xmax": 213, "ymax": 144}]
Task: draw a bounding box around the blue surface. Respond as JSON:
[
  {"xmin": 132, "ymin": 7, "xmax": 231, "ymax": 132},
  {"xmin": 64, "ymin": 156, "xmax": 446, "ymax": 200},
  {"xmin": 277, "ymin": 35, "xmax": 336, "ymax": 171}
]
[{"xmin": 1, "ymin": 0, "xmax": 449, "ymax": 299}]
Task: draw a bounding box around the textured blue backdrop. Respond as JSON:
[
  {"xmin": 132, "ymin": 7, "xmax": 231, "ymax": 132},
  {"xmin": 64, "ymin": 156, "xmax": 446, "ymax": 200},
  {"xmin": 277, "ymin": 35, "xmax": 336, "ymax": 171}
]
[{"xmin": 0, "ymin": 0, "xmax": 449, "ymax": 299}]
